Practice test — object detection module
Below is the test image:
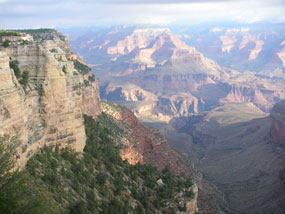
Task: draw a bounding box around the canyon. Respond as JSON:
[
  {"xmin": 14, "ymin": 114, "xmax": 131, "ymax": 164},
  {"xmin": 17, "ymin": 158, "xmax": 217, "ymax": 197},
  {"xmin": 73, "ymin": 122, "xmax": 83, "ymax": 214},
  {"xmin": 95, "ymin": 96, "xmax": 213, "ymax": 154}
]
[
  {"xmin": 166, "ymin": 101, "xmax": 285, "ymax": 213},
  {"xmin": 1, "ymin": 25, "xmax": 284, "ymax": 213},
  {"xmin": 68, "ymin": 24, "xmax": 285, "ymax": 213},
  {"xmin": 70, "ymin": 25, "xmax": 285, "ymax": 123},
  {"xmin": 0, "ymin": 29, "xmax": 199, "ymax": 213}
]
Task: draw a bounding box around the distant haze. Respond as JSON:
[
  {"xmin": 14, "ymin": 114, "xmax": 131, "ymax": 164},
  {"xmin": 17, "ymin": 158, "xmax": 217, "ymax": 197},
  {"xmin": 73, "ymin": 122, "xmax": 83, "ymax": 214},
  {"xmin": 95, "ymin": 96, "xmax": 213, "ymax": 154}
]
[{"xmin": 0, "ymin": 0, "xmax": 284, "ymax": 29}]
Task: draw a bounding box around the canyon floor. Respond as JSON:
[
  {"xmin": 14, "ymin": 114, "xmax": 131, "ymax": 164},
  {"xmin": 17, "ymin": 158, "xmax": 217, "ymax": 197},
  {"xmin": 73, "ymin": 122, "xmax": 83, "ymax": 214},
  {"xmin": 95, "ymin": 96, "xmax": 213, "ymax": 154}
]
[{"xmin": 164, "ymin": 103, "xmax": 285, "ymax": 213}]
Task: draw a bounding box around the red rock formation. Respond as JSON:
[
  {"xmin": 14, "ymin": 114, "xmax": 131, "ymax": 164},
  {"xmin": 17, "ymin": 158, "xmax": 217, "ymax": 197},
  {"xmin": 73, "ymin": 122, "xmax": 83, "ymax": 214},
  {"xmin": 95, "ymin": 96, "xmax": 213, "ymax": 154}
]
[
  {"xmin": 221, "ymin": 84, "xmax": 284, "ymax": 112},
  {"xmin": 103, "ymin": 103, "xmax": 192, "ymax": 176}
]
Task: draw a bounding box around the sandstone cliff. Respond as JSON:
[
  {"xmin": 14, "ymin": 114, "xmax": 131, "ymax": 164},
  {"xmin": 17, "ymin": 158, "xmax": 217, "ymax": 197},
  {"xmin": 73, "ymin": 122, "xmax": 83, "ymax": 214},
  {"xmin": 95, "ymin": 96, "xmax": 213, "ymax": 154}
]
[{"xmin": 0, "ymin": 30, "xmax": 101, "ymax": 167}]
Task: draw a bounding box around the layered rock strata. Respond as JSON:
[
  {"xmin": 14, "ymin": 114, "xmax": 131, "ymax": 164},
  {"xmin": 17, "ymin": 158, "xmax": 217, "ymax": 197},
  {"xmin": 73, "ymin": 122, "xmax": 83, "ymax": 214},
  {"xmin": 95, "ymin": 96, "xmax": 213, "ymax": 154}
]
[{"xmin": 0, "ymin": 31, "xmax": 101, "ymax": 167}]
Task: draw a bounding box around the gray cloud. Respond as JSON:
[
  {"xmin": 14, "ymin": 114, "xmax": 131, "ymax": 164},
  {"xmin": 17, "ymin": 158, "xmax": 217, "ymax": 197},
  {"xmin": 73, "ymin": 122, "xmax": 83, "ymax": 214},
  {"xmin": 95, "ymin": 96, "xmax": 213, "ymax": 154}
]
[
  {"xmin": 2, "ymin": 0, "xmax": 285, "ymax": 5},
  {"xmin": 80, "ymin": 0, "xmax": 285, "ymax": 5},
  {"xmin": 0, "ymin": 0, "xmax": 284, "ymax": 29},
  {"xmin": 95, "ymin": 0, "xmax": 238, "ymax": 3},
  {"xmin": 3, "ymin": 0, "xmax": 59, "ymax": 3}
]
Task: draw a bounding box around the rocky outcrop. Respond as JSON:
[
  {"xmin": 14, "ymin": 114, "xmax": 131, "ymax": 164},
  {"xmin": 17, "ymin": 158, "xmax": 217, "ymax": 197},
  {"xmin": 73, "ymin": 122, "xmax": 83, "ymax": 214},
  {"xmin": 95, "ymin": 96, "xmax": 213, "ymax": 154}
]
[
  {"xmin": 102, "ymin": 82, "xmax": 158, "ymax": 102},
  {"xmin": 107, "ymin": 28, "xmax": 171, "ymax": 55},
  {"xmin": 270, "ymin": 99, "xmax": 285, "ymax": 147},
  {"xmin": 0, "ymin": 30, "xmax": 101, "ymax": 167},
  {"xmin": 102, "ymin": 102, "xmax": 193, "ymax": 175},
  {"xmin": 220, "ymin": 84, "xmax": 283, "ymax": 112}
]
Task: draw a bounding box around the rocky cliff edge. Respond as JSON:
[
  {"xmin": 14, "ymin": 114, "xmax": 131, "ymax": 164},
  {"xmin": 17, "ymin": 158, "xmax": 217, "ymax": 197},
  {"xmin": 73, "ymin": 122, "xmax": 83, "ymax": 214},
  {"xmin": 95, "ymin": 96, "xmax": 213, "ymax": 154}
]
[{"xmin": 0, "ymin": 30, "xmax": 101, "ymax": 167}]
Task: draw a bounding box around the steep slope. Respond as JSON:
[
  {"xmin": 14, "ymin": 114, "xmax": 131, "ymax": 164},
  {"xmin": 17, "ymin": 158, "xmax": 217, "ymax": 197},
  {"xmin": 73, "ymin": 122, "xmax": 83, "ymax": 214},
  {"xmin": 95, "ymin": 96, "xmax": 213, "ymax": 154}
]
[
  {"xmin": 100, "ymin": 102, "xmax": 201, "ymax": 212},
  {"xmin": 167, "ymin": 102, "xmax": 285, "ymax": 213},
  {"xmin": 70, "ymin": 26, "xmax": 285, "ymax": 121},
  {"xmin": 101, "ymin": 102, "xmax": 197, "ymax": 176},
  {"xmin": 0, "ymin": 30, "xmax": 101, "ymax": 168},
  {"xmin": 0, "ymin": 114, "xmax": 198, "ymax": 214}
]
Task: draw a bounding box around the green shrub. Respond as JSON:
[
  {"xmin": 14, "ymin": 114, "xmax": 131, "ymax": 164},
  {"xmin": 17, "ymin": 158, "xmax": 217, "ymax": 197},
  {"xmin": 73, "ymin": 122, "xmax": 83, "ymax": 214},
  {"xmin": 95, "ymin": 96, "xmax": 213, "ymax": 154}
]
[
  {"xmin": 21, "ymin": 40, "xmax": 29, "ymax": 45},
  {"xmin": 19, "ymin": 70, "xmax": 29, "ymax": 88},
  {"xmin": 84, "ymin": 80, "xmax": 89, "ymax": 86},
  {"xmin": 88, "ymin": 75, "xmax": 95, "ymax": 82},
  {"xmin": 96, "ymin": 173, "xmax": 107, "ymax": 185},
  {"xmin": 9, "ymin": 60, "xmax": 20, "ymax": 79},
  {"xmin": 73, "ymin": 60, "xmax": 91, "ymax": 75},
  {"xmin": 2, "ymin": 39, "xmax": 10, "ymax": 48},
  {"xmin": 0, "ymin": 30, "xmax": 20, "ymax": 38},
  {"xmin": 62, "ymin": 65, "xmax": 66, "ymax": 74},
  {"xmin": 0, "ymin": 137, "xmax": 15, "ymax": 188},
  {"xmin": 69, "ymin": 201, "xmax": 88, "ymax": 214}
]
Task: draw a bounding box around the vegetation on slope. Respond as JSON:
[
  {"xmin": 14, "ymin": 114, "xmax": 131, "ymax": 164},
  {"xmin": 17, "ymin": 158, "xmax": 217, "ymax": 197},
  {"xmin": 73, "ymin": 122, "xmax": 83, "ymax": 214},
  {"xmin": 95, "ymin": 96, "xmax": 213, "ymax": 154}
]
[
  {"xmin": 0, "ymin": 31, "xmax": 20, "ymax": 44},
  {"xmin": 9, "ymin": 60, "xmax": 29, "ymax": 91},
  {"xmin": 16, "ymin": 29, "xmax": 65, "ymax": 41},
  {"xmin": 15, "ymin": 29, "xmax": 55, "ymax": 34},
  {"xmin": 73, "ymin": 60, "xmax": 91, "ymax": 75},
  {"xmin": 0, "ymin": 114, "xmax": 194, "ymax": 214},
  {"xmin": 72, "ymin": 59, "xmax": 96, "ymax": 87},
  {"xmin": 0, "ymin": 30, "xmax": 20, "ymax": 37}
]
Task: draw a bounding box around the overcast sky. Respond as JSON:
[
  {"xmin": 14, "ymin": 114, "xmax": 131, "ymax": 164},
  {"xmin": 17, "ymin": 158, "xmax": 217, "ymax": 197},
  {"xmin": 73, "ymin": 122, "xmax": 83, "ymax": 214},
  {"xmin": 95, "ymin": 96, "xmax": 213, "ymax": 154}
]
[{"xmin": 0, "ymin": 0, "xmax": 284, "ymax": 29}]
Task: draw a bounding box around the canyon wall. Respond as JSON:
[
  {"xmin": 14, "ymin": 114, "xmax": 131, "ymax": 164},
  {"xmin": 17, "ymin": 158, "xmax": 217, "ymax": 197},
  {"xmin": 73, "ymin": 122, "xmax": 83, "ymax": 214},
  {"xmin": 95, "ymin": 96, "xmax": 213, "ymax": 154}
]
[{"xmin": 0, "ymin": 31, "xmax": 101, "ymax": 167}]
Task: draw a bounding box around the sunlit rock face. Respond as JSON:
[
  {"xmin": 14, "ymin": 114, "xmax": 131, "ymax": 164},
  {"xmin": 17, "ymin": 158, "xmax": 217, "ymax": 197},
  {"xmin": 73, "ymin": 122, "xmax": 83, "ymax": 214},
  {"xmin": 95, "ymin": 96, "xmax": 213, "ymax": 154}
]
[{"xmin": 0, "ymin": 30, "xmax": 101, "ymax": 168}]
